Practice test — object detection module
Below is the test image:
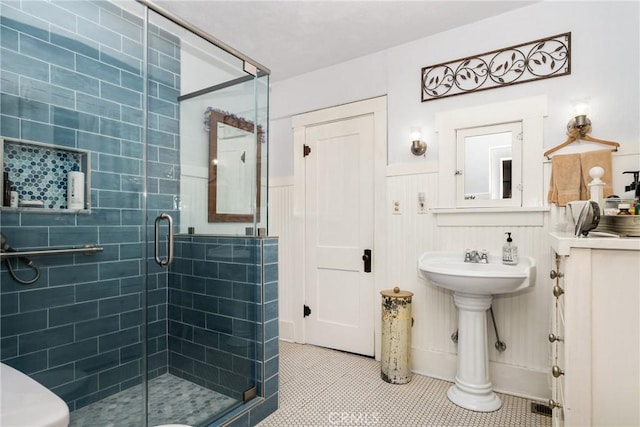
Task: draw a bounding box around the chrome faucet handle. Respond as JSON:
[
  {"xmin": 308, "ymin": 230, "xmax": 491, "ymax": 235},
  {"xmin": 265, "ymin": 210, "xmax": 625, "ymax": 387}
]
[
  {"xmin": 479, "ymin": 249, "xmax": 489, "ymax": 263},
  {"xmin": 464, "ymin": 249, "xmax": 473, "ymax": 262}
]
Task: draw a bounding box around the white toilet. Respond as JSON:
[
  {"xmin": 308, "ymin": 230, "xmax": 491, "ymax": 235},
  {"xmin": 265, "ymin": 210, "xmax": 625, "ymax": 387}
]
[{"xmin": 0, "ymin": 362, "xmax": 70, "ymax": 427}]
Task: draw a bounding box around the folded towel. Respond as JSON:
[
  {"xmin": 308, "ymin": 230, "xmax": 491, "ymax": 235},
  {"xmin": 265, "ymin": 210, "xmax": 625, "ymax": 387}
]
[
  {"xmin": 548, "ymin": 153, "xmax": 582, "ymax": 206},
  {"xmin": 579, "ymin": 149, "xmax": 614, "ymax": 199}
]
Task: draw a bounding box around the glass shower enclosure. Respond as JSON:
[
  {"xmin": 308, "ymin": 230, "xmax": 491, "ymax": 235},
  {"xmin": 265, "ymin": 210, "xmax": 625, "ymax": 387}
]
[{"xmin": 0, "ymin": 1, "xmax": 273, "ymax": 426}]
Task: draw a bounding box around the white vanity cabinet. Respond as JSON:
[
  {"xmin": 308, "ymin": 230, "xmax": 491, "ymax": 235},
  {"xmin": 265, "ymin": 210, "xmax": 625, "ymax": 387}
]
[{"xmin": 549, "ymin": 233, "xmax": 640, "ymax": 427}]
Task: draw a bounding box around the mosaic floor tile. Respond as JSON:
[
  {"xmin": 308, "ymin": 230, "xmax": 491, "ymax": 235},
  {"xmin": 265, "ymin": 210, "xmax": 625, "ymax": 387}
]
[
  {"xmin": 258, "ymin": 341, "xmax": 552, "ymax": 427},
  {"xmin": 69, "ymin": 373, "xmax": 239, "ymax": 427}
]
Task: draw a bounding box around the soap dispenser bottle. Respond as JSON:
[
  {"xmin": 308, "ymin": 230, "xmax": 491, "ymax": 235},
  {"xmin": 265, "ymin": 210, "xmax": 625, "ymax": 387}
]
[{"xmin": 502, "ymin": 232, "xmax": 518, "ymax": 265}]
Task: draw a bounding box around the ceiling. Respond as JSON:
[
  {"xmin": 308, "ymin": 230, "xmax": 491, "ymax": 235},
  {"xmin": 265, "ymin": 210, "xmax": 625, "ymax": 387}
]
[{"xmin": 155, "ymin": 1, "xmax": 538, "ymax": 82}]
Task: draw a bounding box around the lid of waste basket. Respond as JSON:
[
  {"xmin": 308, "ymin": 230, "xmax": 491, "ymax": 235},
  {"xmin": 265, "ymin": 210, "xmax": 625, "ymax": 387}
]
[{"xmin": 381, "ymin": 286, "xmax": 413, "ymax": 298}]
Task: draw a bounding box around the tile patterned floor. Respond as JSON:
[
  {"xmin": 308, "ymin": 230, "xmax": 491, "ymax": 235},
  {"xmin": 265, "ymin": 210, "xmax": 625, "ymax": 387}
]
[
  {"xmin": 257, "ymin": 341, "xmax": 552, "ymax": 427},
  {"xmin": 69, "ymin": 373, "xmax": 239, "ymax": 427}
]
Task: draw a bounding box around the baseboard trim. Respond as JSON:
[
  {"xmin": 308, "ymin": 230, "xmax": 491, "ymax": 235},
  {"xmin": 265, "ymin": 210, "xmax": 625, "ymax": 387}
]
[
  {"xmin": 279, "ymin": 320, "xmax": 295, "ymax": 342},
  {"xmin": 411, "ymin": 347, "xmax": 550, "ymax": 401}
]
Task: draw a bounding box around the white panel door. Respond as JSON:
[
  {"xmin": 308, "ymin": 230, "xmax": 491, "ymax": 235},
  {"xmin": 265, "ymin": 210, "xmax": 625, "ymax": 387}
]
[{"xmin": 304, "ymin": 114, "xmax": 375, "ymax": 356}]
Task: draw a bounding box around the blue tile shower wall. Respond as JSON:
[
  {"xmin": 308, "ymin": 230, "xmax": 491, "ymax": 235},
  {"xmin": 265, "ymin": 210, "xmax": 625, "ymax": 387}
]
[
  {"xmin": 0, "ymin": 1, "xmax": 179, "ymax": 411},
  {"xmin": 168, "ymin": 236, "xmax": 279, "ymax": 403},
  {"xmin": 211, "ymin": 237, "xmax": 279, "ymax": 427}
]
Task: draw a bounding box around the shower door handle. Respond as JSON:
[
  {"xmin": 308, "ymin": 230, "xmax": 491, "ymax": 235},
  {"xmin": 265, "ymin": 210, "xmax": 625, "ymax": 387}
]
[{"xmin": 154, "ymin": 213, "xmax": 174, "ymax": 267}]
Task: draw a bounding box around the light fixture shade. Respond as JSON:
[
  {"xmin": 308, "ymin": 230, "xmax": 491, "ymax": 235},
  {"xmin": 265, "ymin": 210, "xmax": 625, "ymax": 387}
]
[
  {"xmin": 567, "ymin": 115, "xmax": 592, "ymax": 136},
  {"xmin": 411, "ymin": 139, "xmax": 427, "ymax": 156},
  {"xmin": 574, "ymin": 114, "xmax": 589, "ymax": 127}
]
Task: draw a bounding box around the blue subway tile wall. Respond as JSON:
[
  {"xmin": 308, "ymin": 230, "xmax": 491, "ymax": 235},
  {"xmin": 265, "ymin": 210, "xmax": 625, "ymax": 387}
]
[
  {"xmin": 169, "ymin": 236, "xmax": 279, "ymax": 425},
  {"xmin": 168, "ymin": 235, "xmax": 260, "ymax": 399},
  {"xmin": 1, "ymin": 1, "xmax": 276, "ymax": 424},
  {"xmin": 0, "ymin": 1, "xmax": 179, "ymax": 413},
  {"xmin": 210, "ymin": 237, "xmax": 279, "ymax": 427}
]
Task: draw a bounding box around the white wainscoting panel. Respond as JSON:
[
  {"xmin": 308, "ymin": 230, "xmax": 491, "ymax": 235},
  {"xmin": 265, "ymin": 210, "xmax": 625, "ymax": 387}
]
[
  {"xmin": 387, "ymin": 172, "xmax": 552, "ymax": 400},
  {"xmin": 272, "ymin": 171, "xmax": 553, "ymax": 399},
  {"xmin": 268, "ymin": 178, "xmax": 295, "ymax": 341}
]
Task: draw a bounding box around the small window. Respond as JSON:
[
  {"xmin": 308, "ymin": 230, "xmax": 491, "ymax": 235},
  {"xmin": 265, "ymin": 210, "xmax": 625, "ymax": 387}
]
[{"xmin": 456, "ymin": 122, "xmax": 522, "ymax": 208}]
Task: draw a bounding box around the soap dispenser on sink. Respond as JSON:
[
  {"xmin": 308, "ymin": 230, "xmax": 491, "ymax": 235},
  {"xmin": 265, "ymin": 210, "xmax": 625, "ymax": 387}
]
[{"xmin": 502, "ymin": 232, "xmax": 518, "ymax": 265}]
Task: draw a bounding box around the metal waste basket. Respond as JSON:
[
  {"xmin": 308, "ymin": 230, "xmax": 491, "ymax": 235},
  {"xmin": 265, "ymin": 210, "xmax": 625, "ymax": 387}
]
[{"xmin": 380, "ymin": 286, "xmax": 413, "ymax": 384}]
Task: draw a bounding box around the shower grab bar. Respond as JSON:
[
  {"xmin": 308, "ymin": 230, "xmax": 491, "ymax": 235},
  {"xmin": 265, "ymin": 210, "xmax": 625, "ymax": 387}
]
[
  {"xmin": 154, "ymin": 213, "xmax": 174, "ymax": 267},
  {"xmin": 0, "ymin": 244, "xmax": 103, "ymax": 259}
]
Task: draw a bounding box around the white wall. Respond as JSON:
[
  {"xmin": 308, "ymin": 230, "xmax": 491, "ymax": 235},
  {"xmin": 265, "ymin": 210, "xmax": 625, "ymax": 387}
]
[
  {"xmin": 268, "ymin": 1, "xmax": 640, "ymax": 400},
  {"xmin": 271, "ymin": 1, "xmax": 639, "ymax": 180}
]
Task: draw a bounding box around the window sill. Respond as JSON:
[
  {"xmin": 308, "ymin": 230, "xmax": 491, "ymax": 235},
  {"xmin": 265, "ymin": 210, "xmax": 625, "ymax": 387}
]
[{"xmin": 430, "ymin": 206, "xmax": 549, "ymax": 226}]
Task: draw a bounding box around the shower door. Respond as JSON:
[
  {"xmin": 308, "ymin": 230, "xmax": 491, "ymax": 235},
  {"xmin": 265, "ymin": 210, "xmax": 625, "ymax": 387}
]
[
  {"xmin": 144, "ymin": 6, "xmax": 268, "ymax": 426},
  {"xmin": 0, "ymin": 0, "xmax": 268, "ymax": 426}
]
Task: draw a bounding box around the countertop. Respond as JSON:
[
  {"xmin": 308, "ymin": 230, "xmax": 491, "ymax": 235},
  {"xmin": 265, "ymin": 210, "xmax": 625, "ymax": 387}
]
[{"xmin": 549, "ymin": 232, "xmax": 640, "ymax": 255}]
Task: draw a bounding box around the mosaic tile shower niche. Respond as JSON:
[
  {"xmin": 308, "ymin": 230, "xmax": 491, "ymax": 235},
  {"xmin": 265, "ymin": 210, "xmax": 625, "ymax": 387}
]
[{"xmin": 1, "ymin": 138, "xmax": 89, "ymax": 210}]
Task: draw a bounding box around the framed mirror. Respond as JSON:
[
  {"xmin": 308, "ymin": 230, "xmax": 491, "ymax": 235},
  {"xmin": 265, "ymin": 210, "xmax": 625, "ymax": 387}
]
[
  {"xmin": 208, "ymin": 109, "xmax": 263, "ymax": 222},
  {"xmin": 455, "ymin": 121, "xmax": 522, "ymax": 208}
]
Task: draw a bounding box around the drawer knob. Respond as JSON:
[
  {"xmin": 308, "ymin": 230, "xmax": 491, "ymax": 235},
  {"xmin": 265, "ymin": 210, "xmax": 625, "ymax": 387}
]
[
  {"xmin": 549, "ymin": 270, "xmax": 564, "ymax": 279},
  {"xmin": 548, "ymin": 333, "xmax": 564, "ymax": 343},
  {"xmin": 548, "ymin": 399, "xmax": 563, "ymax": 409},
  {"xmin": 552, "ymin": 365, "xmax": 565, "ymax": 377},
  {"xmin": 553, "ymin": 285, "xmax": 564, "ymax": 298}
]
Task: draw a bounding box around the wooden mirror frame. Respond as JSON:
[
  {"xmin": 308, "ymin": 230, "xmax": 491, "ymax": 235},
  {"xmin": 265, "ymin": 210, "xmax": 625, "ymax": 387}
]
[{"xmin": 208, "ymin": 109, "xmax": 263, "ymax": 222}]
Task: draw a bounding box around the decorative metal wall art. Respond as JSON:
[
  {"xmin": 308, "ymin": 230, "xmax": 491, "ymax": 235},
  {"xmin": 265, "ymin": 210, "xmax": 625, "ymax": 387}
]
[{"xmin": 421, "ymin": 32, "xmax": 571, "ymax": 102}]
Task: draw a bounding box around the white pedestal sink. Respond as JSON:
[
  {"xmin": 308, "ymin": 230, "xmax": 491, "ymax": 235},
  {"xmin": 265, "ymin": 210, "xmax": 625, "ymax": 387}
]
[{"xmin": 418, "ymin": 251, "xmax": 535, "ymax": 412}]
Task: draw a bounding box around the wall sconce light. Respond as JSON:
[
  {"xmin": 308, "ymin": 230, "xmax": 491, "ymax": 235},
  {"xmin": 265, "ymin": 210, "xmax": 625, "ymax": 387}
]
[
  {"xmin": 567, "ymin": 102, "xmax": 592, "ymax": 137},
  {"xmin": 410, "ymin": 128, "xmax": 427, "ymax": 156}
]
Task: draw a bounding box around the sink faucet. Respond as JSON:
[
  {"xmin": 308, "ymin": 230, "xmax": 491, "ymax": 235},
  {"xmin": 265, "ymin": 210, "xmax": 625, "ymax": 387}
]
[{"xmin": 464, "ymin": 249, "xmax": 489, "ymax": 263}]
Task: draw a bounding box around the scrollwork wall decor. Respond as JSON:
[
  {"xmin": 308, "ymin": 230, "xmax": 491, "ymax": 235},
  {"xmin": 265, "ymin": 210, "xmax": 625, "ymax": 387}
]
[{"xmin": 421, "ymin": 32, "xmax": 570, "ymax": 102}]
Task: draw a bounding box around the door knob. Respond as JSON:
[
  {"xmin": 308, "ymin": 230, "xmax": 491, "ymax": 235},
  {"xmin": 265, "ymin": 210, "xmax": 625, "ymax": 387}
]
[
  {"xmin": 362, "ymin": 249, "xmax": 372, "ymax": 273},
  {"xmin": 553, "ymin": 285, "xmax": 564, "ymax": 298},
  {"xmin": 548, "ymin": 333, "xmax": 564, "ymax": 343},
  {"xmin": 552, "ymin": 365, "xmax": 565, "ymax": 377},
  {"xmin": 548, "ymin": 399, "xmax": 563, "ymax": 409}
]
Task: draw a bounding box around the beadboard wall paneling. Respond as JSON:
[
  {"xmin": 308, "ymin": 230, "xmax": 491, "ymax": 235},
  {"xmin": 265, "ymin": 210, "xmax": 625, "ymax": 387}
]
[
  {"xmin": 387, "ymin": 171, "xmax": 552, "ymax": 399},
  {"xmin": 272, "ymin": 171, "xmax": 553, "ymax": 399},
  {"xmin": 268, "ymin": 179, "xmax": 295, "ymax": 341}
]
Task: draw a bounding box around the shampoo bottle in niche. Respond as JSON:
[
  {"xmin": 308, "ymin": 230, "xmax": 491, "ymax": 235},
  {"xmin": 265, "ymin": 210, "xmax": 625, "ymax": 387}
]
[
  {"xmin": 67, "ymin": 165, "xmax": 85, "ymax": 210},
  {"xmin": 9, "ymin": 186, "xmax": 18, "ymax": 208},
  {"xmin": 3, "ymin": 172, "xmax": 11, "ymax": 206},
  {"xmin": 502, "ymin": 232, "xmax": 518, "ymax": 265}
]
